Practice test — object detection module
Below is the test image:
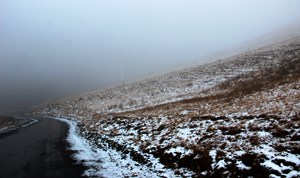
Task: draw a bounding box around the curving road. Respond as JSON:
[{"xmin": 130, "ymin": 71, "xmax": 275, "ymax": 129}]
[{"xmin": 0, "ymin": 117, "xmax": 86, "ymax": 178}]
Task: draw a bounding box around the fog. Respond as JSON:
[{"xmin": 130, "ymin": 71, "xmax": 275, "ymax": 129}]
[{"xmin": 1, "ymin": 0, "xmax": 300, "ymax": 112}]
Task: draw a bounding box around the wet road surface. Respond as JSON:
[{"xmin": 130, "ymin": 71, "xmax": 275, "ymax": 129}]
[{"xmin": 0, "ymin": 117, "xmax": 86, "ymax": 178}]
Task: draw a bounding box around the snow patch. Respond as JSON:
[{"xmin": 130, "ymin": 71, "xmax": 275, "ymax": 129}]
[{"xmin": 55, "ymin": 117, "xmax": 177, "ymax": 178}]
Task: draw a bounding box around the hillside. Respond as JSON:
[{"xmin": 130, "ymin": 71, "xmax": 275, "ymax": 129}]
[{"xmin": 37, "ymin": 37, "xmax": 300, "ymax": 177}]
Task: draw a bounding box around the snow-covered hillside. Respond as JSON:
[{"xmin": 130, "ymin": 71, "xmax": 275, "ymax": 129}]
[
  {"xmin": 40, "ymin": 37, "xmax": 299, "ymax": 119},
  {"xmin": 37, "ymin": 37, "xmax": 300, "ymax": 177}
]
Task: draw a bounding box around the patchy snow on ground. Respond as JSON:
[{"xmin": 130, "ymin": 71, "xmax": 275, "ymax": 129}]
[
  {"xmin": 56, "ymin": 117, "xmax": 178, "ymax": 178},
  {"xmin": 81, "ymin": 114, "xmax": 300, "ymax": 177},
  {"xmin": 38, "ymin": 37, "xmax": 300, "ymax": 177},
  {"xmin": 39, "ymin": 37, "xmax": 300, "ymax": 121}
]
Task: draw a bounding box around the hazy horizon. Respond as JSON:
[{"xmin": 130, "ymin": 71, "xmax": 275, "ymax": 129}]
[{"xmin": 1, "ymin": 0, "xmax": 300, "ymax": 113}]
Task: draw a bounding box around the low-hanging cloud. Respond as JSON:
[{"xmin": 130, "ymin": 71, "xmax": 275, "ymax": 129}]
[{"xmin": 1, "ymin": 0, "xmax": 300, "ymax": 112}]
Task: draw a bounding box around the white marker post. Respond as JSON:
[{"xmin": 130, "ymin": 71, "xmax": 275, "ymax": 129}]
[{"xmin": 120, "ymin": 64, "xmax": 124, "ymax": 86}]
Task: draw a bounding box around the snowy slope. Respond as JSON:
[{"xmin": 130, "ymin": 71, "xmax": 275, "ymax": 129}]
[
  {"xmin": 36, "ymin": 37, "xmax": 300, "ymax": 177},
  {"xmin": 39, "ymin": 37, "xmax": 299, "ymax": 119}
]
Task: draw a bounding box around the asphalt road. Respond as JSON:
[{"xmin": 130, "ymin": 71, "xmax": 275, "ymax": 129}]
[{"xmin": 0, "ymin": 117, "xmax": 86, "ymax": 178}]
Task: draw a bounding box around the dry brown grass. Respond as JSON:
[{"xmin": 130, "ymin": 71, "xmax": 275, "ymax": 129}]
[{"xmin": 116, "ymin": 50, "xmax": 300, "ymax": 119}]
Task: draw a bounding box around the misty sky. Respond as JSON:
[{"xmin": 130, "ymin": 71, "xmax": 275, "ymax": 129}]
[{"xmin": 1, "ymin": 0, "xmax": 300, "ymax": 111}]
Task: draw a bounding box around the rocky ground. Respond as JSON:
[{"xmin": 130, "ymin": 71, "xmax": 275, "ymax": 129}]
[{"xmin": 36, "ymin": 37, "xmax": 300, "ymax": 177}]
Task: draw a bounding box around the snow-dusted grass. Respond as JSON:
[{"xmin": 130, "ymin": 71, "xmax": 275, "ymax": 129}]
[
  {"xmin": 86, "ymin": 114, "xmax": 300, "ymax": 177},
  {"xmin": 55, "ymin": 117, "xmax": 177, "ymax": 178},
  {"xmin": 39, "ymin": 37, "xmax": 300, "ymax": 177},
  {"xmin": 39, "ymin": 37, "xmax": 300, "ymax": 121}
]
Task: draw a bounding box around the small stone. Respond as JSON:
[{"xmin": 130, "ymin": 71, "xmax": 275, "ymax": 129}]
[
  {"xmin": 131, "ymin": 172, "xmax": 139, "ymax": 177},
  {"xmin": 174, "ymin": 169, "xmax": 180, "ymax": 175}
]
